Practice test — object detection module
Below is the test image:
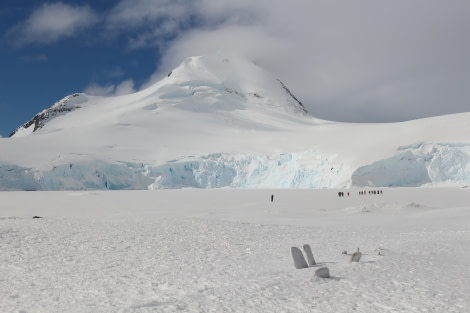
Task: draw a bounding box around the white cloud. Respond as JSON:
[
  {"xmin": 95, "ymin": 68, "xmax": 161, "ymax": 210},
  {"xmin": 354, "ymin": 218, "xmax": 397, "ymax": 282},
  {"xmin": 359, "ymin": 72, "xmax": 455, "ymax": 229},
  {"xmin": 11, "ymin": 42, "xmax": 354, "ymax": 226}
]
[
  {"xmin": 126, "ymin": 19, "xmax": 182, "ymax": 49},
  {"xmin": 143, "ymin": 0, "xmax": 470, "ymax": 122},
  {"xmin": 106, "ymin": 0, "xmax": 190, "ymax": 29},
  {"xmin": 84, "ymin": 79, "xmax": 135, "ymax": 97},
  {"xmin": 105, "ymin": 0, "xmax": 193, "ymax": 48},
  {"xmin": 108, "ymin": 67, "xmax": 126, "ymax": 79},
  {"xmin": 105, "ymin": 0, "xmax": 260, "ymax": 50},
  {"xmin": 8, "ymin": 3, "xmax": 98, "ymax": 46},
  {"xmin": 84, "ymin": 84, "xmax": 114, "ymax": 97},
  {"xmin": 114, "ymin": 79, "xmax": 136, "ymax": 96}
]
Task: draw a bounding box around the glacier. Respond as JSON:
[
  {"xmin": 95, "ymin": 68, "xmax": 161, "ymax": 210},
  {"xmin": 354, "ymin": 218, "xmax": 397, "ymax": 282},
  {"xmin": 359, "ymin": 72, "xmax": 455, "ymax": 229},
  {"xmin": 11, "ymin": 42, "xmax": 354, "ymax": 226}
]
[
  {"xmin": 0, "ymin": 150, "xmax": 345, "ymax": 190},
  {"xmin": 352, "ymin": 143, "xmax": 470, "ymax": 187},
  {"xmin": 2, "ymin": 143, "xmax": 470, "ymax": 191}
]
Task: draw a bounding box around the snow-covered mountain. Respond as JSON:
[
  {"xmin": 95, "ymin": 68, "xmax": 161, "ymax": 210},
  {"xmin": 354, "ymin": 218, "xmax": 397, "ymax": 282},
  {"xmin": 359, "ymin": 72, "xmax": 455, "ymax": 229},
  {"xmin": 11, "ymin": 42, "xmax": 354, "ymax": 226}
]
[{"xmin": 1, "ymin": 54, "xmax": 470, "ymax": 190}]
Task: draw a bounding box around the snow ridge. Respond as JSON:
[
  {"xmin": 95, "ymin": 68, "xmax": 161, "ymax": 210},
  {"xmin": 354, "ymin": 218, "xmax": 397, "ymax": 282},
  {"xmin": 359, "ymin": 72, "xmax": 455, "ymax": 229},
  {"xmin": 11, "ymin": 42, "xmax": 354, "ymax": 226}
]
[
  {"xmin": 276, "ymin": 78, "xmax": 308, "ymax": 114},
  {"xmin": 9, "ymin": 93, "xmax": 88, "ymax": 137}
]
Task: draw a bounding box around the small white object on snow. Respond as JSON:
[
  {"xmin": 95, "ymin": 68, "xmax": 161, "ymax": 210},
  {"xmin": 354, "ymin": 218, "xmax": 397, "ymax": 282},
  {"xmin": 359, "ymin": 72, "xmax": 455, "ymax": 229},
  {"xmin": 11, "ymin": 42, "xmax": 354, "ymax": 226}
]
[
  {"xmin": 291, "ymin": 246, "xmax": 309, "ymax": 269},
  {"xmin": 315, "ymin": 267, "xmax": 330, "ymax": 278},
  {"xmin": 349, "ymin": 251, "xmax": 362, "ymax": 263},
  {"xmin": 303, "ymin": 244, "xmax": 316, "ymax": 266}
]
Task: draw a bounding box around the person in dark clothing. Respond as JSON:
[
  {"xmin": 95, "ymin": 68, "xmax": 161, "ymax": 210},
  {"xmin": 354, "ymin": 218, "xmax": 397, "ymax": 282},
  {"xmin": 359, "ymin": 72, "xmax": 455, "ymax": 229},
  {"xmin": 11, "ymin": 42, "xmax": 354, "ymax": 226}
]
[{"xmin": 271, "ymin": 194, "xmax": 274, "ymax": 202}]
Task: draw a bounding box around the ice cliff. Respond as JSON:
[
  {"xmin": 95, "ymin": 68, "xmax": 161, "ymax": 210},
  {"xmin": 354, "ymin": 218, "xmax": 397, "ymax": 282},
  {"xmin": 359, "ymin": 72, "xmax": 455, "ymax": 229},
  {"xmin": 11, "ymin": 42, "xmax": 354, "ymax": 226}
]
[
  {"xmin": 1, "ymin": 143, "xmax": 470, "ymax": 190},
  {"xmin": 352, "ymin": 143, "xmax": 470, "ymax": 187}
]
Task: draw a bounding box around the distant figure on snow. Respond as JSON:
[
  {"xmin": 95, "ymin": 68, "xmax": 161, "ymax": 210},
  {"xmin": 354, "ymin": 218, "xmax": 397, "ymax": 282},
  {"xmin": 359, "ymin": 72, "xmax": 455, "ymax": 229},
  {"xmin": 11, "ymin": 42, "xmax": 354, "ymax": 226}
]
[{"xmin": 271, "ymin": 194, "xmax": 274, "ymax": 202}]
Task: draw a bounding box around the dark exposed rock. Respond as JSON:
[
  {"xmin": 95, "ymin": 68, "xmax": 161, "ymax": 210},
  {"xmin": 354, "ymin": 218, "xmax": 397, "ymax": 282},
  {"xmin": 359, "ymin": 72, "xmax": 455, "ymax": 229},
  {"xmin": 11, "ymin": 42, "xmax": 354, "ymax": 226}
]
[
  {"xmin": 276, "ymin": 79, "xmax": 308, "ymax": 114},
  {"xmin": 9, "ymin": 93, "xmax": 84, "ymax": 137}
]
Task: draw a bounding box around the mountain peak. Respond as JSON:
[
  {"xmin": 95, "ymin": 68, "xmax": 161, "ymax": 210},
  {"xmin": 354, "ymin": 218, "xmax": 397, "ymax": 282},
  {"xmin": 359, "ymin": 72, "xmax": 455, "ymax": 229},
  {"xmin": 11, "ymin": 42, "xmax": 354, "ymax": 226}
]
[
  {"xmin": 9, "ymin": 93, "xmax": 89, "ymax": 138},
  {"xmin": 156, "ymin": 54, "xmax": 308, "ymax": 114},
  {"xmin": 10, "ymin": 54, "xmax": 308, "ymax": 138}
]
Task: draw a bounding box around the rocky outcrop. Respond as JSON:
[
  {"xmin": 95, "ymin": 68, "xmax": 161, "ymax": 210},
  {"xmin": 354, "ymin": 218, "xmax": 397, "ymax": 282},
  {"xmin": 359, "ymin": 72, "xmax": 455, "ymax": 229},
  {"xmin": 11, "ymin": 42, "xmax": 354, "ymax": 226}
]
[{"xmin": 9, "ymin": 93, "xmax": 86, "ymax": 137}]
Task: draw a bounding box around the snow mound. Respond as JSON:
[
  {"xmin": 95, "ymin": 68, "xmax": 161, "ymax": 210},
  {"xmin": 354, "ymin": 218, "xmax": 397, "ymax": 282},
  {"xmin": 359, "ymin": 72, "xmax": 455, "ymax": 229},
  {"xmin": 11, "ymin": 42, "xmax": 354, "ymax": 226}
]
[{"xmin": 343, "ymin": 202, "xmax": 433, "ymax": 215}]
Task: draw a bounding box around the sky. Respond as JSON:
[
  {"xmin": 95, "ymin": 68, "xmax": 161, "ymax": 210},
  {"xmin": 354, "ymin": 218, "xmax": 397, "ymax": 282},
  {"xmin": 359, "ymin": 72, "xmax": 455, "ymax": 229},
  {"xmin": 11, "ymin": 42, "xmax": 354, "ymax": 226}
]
[{"xmin": 1, "ymin": 1, "xmax": 470, "ymax": 137}]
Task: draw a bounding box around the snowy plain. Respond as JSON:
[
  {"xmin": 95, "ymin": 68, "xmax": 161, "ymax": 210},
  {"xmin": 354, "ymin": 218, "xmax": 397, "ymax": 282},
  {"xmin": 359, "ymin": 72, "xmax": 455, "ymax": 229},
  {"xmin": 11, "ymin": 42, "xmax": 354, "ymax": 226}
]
[{"xmin": 1, "ymin": 187, "xmax": 470, "ymax": 313}]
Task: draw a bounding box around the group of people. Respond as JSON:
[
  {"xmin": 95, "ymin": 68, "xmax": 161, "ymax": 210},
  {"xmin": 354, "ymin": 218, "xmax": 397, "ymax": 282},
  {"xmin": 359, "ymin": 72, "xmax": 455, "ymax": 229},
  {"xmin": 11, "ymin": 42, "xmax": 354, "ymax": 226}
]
[
  {"xmin": 337, "ymin": 190, "xmax": 384, "ymax": 197},
  {"xmin": 359, "ymin": 190, "xmax": 383, "ymax": 195}
]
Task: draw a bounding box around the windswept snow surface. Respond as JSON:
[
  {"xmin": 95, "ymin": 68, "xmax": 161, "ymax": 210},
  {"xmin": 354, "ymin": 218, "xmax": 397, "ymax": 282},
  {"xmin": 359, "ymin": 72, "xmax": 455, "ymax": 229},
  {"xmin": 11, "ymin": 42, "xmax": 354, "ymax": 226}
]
[
  {"xmin": 1, "ymin": 188, "xmax": 469, "ymax": 312},
  {"xmin": 1, "ymin": 54, "xmax": 470, "ymax": 190}
]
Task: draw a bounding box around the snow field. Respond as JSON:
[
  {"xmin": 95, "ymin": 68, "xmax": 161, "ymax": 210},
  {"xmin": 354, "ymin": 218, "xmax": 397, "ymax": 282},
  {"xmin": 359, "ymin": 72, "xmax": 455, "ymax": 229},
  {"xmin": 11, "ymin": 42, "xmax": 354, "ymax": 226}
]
[{"xmin": 1, "ymin": 188, "xmax": 469, "ymax": 312}]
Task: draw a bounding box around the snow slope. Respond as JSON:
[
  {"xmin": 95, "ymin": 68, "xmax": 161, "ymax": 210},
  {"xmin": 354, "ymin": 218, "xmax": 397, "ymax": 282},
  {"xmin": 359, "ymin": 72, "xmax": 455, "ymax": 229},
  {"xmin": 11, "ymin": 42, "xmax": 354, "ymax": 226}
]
[
  {"xmin": 1, "ymin": 54, "xmax": 470, "ymax": 190},
  {"xmin": 1, "ymin": 188, "xmax": 469, "ymax": 312}
]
